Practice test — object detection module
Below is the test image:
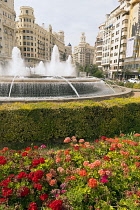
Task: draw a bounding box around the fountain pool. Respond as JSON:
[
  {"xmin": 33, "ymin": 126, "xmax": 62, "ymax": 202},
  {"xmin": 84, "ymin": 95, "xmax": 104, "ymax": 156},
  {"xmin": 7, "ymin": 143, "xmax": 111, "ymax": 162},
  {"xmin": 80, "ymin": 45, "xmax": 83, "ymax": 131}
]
[{"xmin": 0, "ymin": 46, "xmax": 131, "ymax": 103}]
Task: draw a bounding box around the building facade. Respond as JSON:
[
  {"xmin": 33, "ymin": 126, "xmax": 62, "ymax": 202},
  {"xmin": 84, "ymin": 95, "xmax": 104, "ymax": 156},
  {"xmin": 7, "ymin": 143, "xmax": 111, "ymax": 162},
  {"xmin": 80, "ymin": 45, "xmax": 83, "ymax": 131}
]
[
  {"xmin": 94, "ymin": 23, "xmax": 104, "ymax": 70},
  {"xmin": 124, "ymin": 0, "xmax": 140, "ymax": 78},
  {"xmin": 101, "ymin": 1, "xmax": 130, "ymax": 79},
  {"xmin": 0, "ymin": 0, "xmax": 16, "ymax": 62},
  {"xmin": 94, "ymin": 0, "xmax": 140, "ymax": 79},
  {"xmin": 73, "ymin": 32, "xmax": 94, "ymax": 67},
  {"xmin": 16, "ymin": 6, "xmax": 72, "ymax": 67}
]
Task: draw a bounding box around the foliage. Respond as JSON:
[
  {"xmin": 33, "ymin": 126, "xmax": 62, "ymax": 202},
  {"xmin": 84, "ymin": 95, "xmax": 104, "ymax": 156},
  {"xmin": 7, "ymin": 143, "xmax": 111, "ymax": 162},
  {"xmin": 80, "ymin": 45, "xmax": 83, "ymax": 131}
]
[
  {"xmin": 0, "ymin": 98, "xmax": 140, "ymax": 144},
  {"xmin": 0, "ymin": 133, "xmax": 140, "ymax": 209},
  {"xmin": 77, "ymin": 64, "xmax": 104, "ymax": 78},
  {"xmin": 85, "ymin": 64, "xmax": 104, "ymax": 78},
  {"xmin": 105, "ymin": 80, "xmax": 140, "ymax": 89}
]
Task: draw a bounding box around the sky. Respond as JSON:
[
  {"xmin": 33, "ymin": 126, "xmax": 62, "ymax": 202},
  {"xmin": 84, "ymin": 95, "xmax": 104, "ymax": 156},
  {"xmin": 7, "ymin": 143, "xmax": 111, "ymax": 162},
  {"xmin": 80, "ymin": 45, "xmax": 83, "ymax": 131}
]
[{"xmin": 14, "ymin": 0, "xmax": 119, "ymax": 49}]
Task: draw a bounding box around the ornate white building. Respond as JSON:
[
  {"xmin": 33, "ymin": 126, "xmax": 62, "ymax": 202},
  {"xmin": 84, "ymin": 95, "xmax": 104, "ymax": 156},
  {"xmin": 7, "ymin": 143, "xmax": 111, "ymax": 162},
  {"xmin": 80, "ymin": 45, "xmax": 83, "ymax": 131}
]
[
  {"xmin": 73, "ymin": 32, "xmax": 94, "ymax": 67},
  {"xmin": 16, "ymin": 6, "xmax": 72, "ymax": 67},
  {"xmin": 0, "ymin": 0, "xmax": 16, "ymax": 62}
]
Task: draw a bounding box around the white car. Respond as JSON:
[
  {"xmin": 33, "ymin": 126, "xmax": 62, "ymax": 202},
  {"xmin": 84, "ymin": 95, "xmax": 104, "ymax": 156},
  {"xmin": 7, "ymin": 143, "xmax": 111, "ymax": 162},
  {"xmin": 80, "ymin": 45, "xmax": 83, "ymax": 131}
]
[{"xmin": 128, "ymin": 78, "xmax": 140, "ymax": 83}]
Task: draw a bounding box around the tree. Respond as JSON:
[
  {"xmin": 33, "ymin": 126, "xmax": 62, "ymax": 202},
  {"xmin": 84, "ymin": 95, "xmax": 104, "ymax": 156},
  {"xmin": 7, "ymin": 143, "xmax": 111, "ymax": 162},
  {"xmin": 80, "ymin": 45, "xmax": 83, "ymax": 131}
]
[{"xmin": 84, "ymin": 64, "xmax": 104, "ymax": 78}]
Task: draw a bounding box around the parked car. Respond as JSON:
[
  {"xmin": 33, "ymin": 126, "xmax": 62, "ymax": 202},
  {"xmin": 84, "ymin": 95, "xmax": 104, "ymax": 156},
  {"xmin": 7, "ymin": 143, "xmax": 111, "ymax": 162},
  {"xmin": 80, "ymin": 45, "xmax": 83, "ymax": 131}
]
[{"xmin": 128, "ymin": 78, "xmax": 140, "ymax": 83}]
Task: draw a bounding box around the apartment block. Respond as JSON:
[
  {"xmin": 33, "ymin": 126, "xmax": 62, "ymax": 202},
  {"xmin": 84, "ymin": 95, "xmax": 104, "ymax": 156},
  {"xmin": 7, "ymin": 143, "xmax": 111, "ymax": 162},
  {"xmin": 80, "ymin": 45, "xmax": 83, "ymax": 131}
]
[
  {"xmin": 73, "ymin": 32, "xmax": 94, "ymax": 67},
  {"xmin": 95, "ymin": 0, "xmax": 140, "ymax": 79},
  {"xmin": 94, "ymin": 23, "xmax": 104, "ymax": 70},
  {"xmin": 124, "ymin": 0, "xmax": 140, "ymax": 78},
  {"xmin": 16, "ymin": 6, "xmax": 72, "ymax": 67},
  {"xmin": 0, "ymin": 0, "xmax": 16, "ymax": 63},
  {"xmin": 101, "ymin": 1, "xmax": 130, "ymax": 79}
]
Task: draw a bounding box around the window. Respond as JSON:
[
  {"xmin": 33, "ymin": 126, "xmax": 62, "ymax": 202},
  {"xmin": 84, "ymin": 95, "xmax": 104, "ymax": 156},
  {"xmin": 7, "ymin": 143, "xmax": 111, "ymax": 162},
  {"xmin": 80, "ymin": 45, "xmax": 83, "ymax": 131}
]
[{"xmin": 26, "ymin": 10, "xmax": 28, "ymax": 14}]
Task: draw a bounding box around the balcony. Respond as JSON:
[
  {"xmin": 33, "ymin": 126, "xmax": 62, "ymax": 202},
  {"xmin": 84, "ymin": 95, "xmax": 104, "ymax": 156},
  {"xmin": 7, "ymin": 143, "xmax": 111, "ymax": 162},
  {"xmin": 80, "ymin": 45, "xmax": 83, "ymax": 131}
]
[
  {"xmin": 122, "ymin": 31, "xmax": 128, "ymax": 36},
  {"xmin": 121, "ymin": 39, "xmax": 127, "ymax": 44}
]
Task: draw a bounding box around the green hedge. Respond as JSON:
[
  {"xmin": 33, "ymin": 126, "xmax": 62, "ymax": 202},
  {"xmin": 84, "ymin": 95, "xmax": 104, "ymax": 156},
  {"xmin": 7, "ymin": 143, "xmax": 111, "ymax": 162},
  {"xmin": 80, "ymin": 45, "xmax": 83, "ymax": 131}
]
[{"xmin": 0, "ymin": 98, "xmax": 140, "ymax": 143}]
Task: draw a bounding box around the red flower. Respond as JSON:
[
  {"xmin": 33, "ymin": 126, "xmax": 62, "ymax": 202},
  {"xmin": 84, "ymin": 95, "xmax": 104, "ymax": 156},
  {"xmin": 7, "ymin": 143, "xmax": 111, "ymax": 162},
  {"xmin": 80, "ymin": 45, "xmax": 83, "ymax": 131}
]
[
  {"xmin": 0, "ymin": 198, "xmax": 8, "ymax": 204},
  {"xmin": 135, "ymin": 162, "xmax": 140, "ymax": 168},
  {"xmin": 32, "ymin": 159, "xmax": 40, "ymax": 166},
  {"xmin": 49, "ymin": 199, "xmax": 63, "ymax": 210},
  {"xmin": 32, "ymin": 177, "xmax": 39, "ymax": 183},
  {"xmin": 34, "ymin": 146, "xmax": 39, "ymax": 149},
  {"xmin": 25, "ymin": 147, "xmax": 32, "ymax": 151},
  {"xmin": 2, "ymin": 187, "xmax": 13, "ymax": 197},
  {"xmin": 100, "ymin": 136, "xmax": 106, "ymax": 140},
  {"xmin": 39, "ymin": 158, "xmax": 45, "ymax": 164},
  {"xmin": 28, "ymin": 202, "xmax": 38, "ymax": 210},
  {"xmin": 109, "ymin": 147, "xmax": 115, "ymax": 151},
  {"xmin": 95, "ymin": 139, "xmax": 99, "ymax": 142},
  {"xmin": 28, "ymin": 172, "xmax": 35, "ymax": 180},
  {"xmin": 40, "ymin": 193, "xmax": 48, "ymax": 201},
  {"xmin": 17, "ymin": 172, "xmax": 28, "ymax": 179},
  {"xmin": 17, "ymin": 186, "xmax": 30, "ymax": 197},
  {"xmin": 103, "ymin": 156, "xmax": 110, "ymax": 161},
  {"xmin": 74, "ymin": 145, "xmax": 80, "ymax": 150},
  {"xmin": 22, "ymin": 152, "xmax": 28, "ymax": 157},
  {"xmin": 136, "ymin": 191, "xmax": 140, "ymax": 197},
  {"xmin": 0, "ymin": 156, "xmax": 7, "ymax": 165},
  {"xmin": 33, "ymin": 183, "xmax": 42, "ymax": 191},
  {"xmin": 2, "ymin": 147, "xmax": 9, "ymax": 152},
  {"xmin": 0, "ymin": 178, "xmax": 11, "ymax": 187},
  {"xmin": 34, "ymin": 170, "xmax": 44, "ymax": 179},
  {"xmin": 32, "ymin": 158, "xmax": 45, "ymax": 167}
]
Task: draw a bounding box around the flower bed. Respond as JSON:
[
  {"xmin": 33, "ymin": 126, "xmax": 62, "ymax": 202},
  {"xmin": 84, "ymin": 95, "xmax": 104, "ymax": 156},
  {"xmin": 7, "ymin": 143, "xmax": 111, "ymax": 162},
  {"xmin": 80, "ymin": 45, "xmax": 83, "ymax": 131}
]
[{"xmin": 0, "ymin": 134, "xmax": 140, "ymax": 210}]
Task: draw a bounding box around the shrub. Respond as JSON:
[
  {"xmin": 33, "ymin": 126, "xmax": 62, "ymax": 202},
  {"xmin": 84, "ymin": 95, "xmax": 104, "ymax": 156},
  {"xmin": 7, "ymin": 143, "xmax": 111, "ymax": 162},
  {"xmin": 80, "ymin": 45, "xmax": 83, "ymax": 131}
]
[
  {"xmin": 0, "ymin": 98, "xmax": 140, "ymax": 144},
  {"xmin": 133, "ymin": 83, "xmax": 140, "ymax": 89}
]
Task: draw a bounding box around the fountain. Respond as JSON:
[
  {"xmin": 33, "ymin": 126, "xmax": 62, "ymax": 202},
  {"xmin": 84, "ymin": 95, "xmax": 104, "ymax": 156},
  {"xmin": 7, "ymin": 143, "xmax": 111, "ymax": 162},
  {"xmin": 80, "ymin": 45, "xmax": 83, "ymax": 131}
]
[{"xmin": 0, "ymin": 45, "xmax": 131, "ymax": 102}]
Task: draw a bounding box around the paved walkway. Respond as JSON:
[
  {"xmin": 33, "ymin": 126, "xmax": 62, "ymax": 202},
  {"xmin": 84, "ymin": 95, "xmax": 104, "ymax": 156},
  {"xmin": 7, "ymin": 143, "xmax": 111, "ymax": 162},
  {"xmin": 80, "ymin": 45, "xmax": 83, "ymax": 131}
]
[{"xmin": 131, "ymin": 89, "xmax": 140, "ymax": 97}]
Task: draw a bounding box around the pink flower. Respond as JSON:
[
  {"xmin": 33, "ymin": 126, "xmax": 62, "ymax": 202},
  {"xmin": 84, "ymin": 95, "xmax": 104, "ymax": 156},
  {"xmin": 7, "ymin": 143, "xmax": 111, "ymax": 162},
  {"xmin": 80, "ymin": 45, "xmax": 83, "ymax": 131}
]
[
  {"xmin": 88, "ymin": 163, "xmax": 95, "ymax": 169},
  {"xmin": 60, "ymin": 190, "xmax": 67, "ymax": 194},
  {"xmin": 79, "ymin": 139, "xmax": 85, "ymax": 143},
  {"xmin": 40, "ymin": 145, "xmax": 46, "ymax": 148},
  {"xmin": 93, "ymin": 160, "xmax": 101, "ymax": 166},
  {"xmin": 98, "ymin": 169, "xmax": 105, "ymax": 176},
  {"xmin": 100, "ymin": 178, "xmax": 108, "ymax": 183},
  {"xmin": 64, "ymin": 137, "xmax": 71, "ymax": 143},
  {"xmin": 83, "ymin": 161, "xmax": 89, "ymax": 167},
  {"xmin": 57, "ymin": 167, "xmax": 65, "ymax": 173}
]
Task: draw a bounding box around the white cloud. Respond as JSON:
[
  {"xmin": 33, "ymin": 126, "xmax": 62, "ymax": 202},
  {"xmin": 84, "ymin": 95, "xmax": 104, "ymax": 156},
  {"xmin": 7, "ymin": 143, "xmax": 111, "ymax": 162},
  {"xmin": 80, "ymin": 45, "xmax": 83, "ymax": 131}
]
[{"xmin": 14, "ymin": 0, "xmax": 119, "ymax": 48}]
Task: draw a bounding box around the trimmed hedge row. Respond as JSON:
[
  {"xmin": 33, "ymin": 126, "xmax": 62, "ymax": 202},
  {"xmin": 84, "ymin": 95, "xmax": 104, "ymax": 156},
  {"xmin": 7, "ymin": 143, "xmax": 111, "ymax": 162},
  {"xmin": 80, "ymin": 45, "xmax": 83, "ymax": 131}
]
[{"xmin": 0, "ymin": 98, "xmax": 140, "ymax": 143}]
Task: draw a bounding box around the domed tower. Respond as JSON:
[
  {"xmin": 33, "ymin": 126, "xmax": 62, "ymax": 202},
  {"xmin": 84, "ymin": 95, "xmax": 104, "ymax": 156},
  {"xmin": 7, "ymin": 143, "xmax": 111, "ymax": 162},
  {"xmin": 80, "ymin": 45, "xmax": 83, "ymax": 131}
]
[
  {"xmin": 18, "ymin": 6, "xmax": 35, "ymax": 26},
  {"xmin": 80, "ymin": 32, "xmax": 86, "ymax": 43},
  {"xmin": 16, "ymin": 7, "xmax": 36, "ymax": 67}
]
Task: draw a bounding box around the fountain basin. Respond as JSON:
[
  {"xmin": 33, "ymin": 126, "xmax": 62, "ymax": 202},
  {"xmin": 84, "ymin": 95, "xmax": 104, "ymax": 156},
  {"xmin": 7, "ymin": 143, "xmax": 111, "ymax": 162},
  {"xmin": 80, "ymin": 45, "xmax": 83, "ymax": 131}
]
[{"xmin": 0, "ymin": 77, "xmax": 132, "ymax": 103}]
